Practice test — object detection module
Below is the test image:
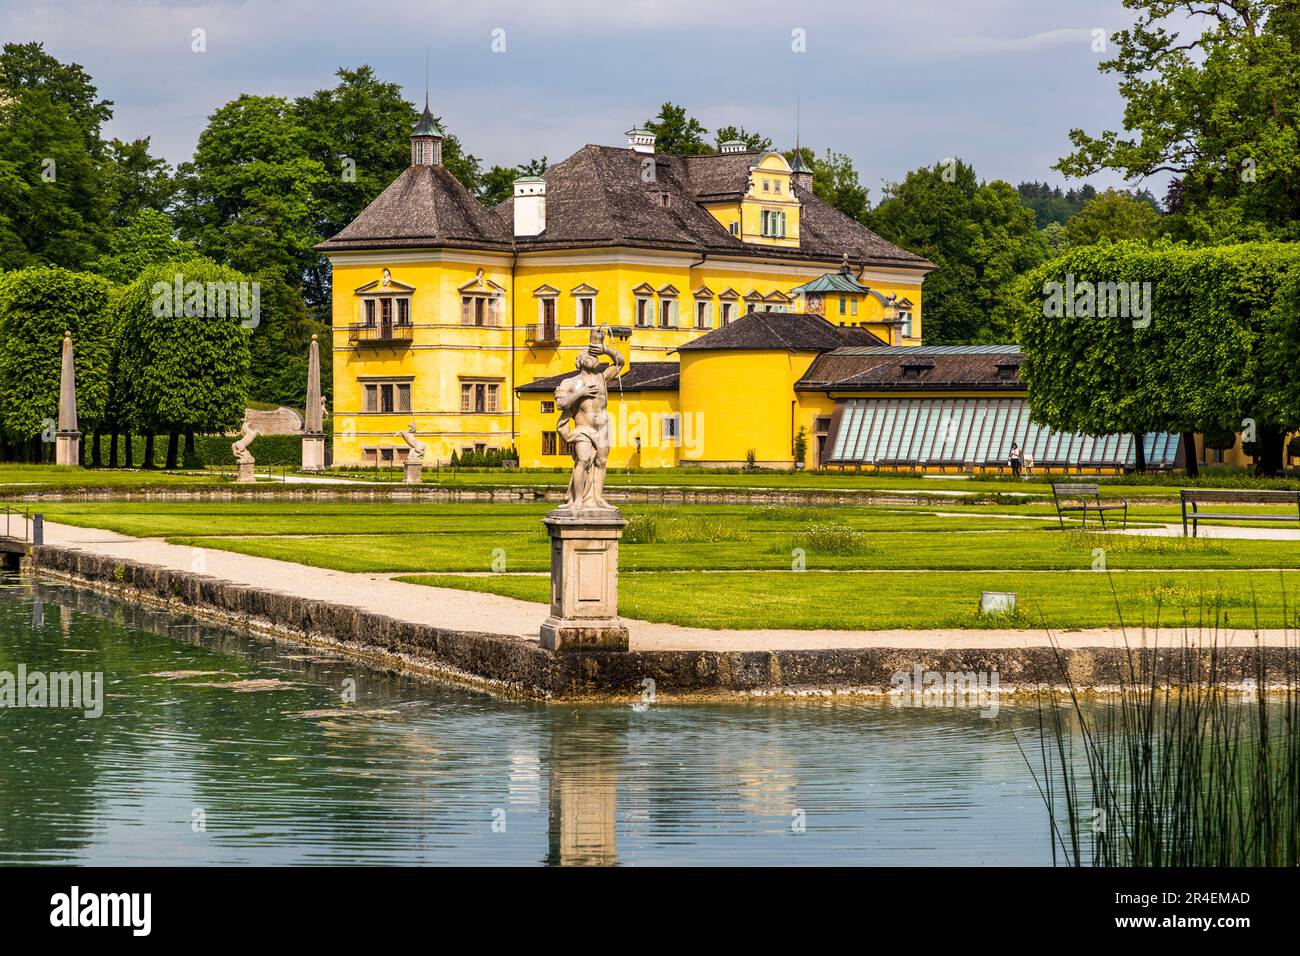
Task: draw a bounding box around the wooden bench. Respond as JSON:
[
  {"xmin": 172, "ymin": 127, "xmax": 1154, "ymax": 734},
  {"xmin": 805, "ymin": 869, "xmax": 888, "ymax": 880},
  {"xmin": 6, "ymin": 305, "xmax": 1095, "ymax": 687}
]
[
  {"xmin": 1051, "ymin": 482, "xmax": 1128, "ymax": 530},
  {"xmin": 1180, "ymin": 489, "xmax": 1300, "ymax": 537}
]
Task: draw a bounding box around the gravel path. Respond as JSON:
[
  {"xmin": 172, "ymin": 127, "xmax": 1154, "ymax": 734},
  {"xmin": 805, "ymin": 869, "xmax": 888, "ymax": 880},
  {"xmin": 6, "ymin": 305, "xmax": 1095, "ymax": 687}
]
[{"xmin": 30, "ymin": 519, "xmax": 1296, "ymax": 653}]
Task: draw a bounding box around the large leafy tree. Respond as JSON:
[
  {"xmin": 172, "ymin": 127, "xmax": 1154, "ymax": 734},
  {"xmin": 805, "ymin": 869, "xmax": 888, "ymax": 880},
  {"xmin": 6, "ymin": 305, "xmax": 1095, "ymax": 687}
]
[
  {"xmin": 1064, "ymin": 187, "xmax": 1164, "ymax": 246},
  {"xmin": 643, "ymin": 102, "xmax": 711, "ymax": 155},
  {"xmin": 103, "ymin": 136, "xmax": 177, "ymax": 227},
  {"xmin": 1057, "ymin": 0, "xmax": 1300, "ymax": 241},
  {"xmin": 173, "ymin": 96, "xmax": 330, "ymax": 404},
  {"xmin": 0, "ymin": 42, "xmax": 112, "ymax": 155},
  {"xmin": 715, "ymin": 126, "xmax": 771, "ymax": 151},
  {"xmin": 91, "ymin": 208, "xmax": 195, "ymax": 284},
  {"xmin": 0, "ymin": 267, "xmax": 113, "ymax": 458},
  {"xmin": 117, "ymin": 259, "xmax": 252, "ymax": 464},
  {"xmin": 175, "ymin": 95, "xmax": 330, "ymax": 282},
  {"xmin": 1016, "ymin": 241, "xmax": 1300, "ymax": 475},
  {"xmin": 870, "ymin": 159, "xmax": 1047, "ymax": 343},
  {"xmin": 479, "ymin": 156, "xmax": 548, "ymax": 208},
  {"xmin": 785, "ymin": 147, "xmax": 871, "ymax": 224},
  {"xmin": 295, "ymin": 66, "xmax": 429, "ymax": 310}
]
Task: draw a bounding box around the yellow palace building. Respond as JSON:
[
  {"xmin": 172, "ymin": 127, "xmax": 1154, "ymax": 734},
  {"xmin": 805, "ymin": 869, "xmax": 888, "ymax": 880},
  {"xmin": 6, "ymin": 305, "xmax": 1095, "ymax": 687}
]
[{"xmin": 318, "ymin": 105, "xmax": 1184, "ymax": 473}]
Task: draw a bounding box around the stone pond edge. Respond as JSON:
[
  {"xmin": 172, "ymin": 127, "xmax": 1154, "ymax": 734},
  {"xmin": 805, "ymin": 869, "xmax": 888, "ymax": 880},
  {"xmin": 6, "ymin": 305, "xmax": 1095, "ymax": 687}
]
[{"xmin": 25, "ymin": 544, "xmax": 1295, "ymax": 702}]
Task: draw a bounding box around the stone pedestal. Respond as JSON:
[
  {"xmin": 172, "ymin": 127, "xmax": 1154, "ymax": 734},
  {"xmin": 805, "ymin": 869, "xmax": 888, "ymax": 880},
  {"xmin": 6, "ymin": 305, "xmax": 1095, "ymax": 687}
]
[
  {"xmin": 236, "ymin": 462, "xmax": 256, "ymax": 483},
  {"xmin": 540, "ymin": 508, "xmax": 628, "ymax": 651},
  {"xmin": 404, "ymin": 460, "xmax": 424, "ymax": 484},
  {"xmin": 301, "ymin": 433, "xmax": 326, "ymax": 472},
  {"xmin": 55, "ymin": 430, "xmax": 80, "ymax": 466}
]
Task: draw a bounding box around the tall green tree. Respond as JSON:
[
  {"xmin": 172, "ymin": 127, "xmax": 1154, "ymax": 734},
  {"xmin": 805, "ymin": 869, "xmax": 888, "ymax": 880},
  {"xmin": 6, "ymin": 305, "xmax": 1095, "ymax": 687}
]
[
  {"xmin": 643, "ymin": 103, "xmax": 711, "ymax": 155},
  {"xmin": 1016, "ymin": 241, "xmax": 1300, "ymax": 475},
  {"xmin": 117, "ymin": 260, "xmax": 252, "ymax": 465},
  {"xmin": 0, "ymin": 42, "xmax": 112, "ymax": 155},
  {"xmin": 0, "ymin": 267, "xmax": 113, "ymax": 459},
  {"xmin": 715, "ymin": 126, "xmax": 771, "ymax": 151},
  {"xmin": 103, "ymin": 137, "xmax": 177, "ymax": 227},
  {"xmin": 1057, "ymin": 0, "xmax": 1300, "ymax": 241},
  {"xmin": 1064, "ymin": 187, "xmax": 1163, "ymax": 246},
  {"xmin": 91, "ymin": 208, "xmax": 195, "ymax": 284},
  {"xmin": 870, "ymin": 160, "xmax": 1047, "ymax": 343},
  {"xmin": 479, "ymin": 157, "xmax": 548, "ymax": 208},
  {"xmin": 294, "ymin": 66, "xmax": 426, "ymax": 309}
]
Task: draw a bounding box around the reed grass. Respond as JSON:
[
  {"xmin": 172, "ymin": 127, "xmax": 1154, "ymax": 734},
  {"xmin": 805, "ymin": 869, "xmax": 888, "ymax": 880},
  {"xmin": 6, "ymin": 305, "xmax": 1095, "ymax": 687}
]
[{"xmin": 1020, "ymin": 586, "xmax": 1300, "ymax": 866}]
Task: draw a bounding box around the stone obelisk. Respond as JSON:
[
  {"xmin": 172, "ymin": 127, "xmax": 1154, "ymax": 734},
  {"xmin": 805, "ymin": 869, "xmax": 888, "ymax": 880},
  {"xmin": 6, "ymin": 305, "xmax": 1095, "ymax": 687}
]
[
  {"xmin": 55, "ymin": 330, "xmax": 81, "ymax": 466},
  {"xmin": 301, "ymin": 334, "xmax": 326, "ymax": 471}
]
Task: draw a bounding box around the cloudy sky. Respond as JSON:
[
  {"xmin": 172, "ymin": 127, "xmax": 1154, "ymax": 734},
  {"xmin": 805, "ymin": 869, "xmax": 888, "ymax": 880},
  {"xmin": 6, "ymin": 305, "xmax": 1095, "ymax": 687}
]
[{"xmin": 3, "ymin": 0, "xmax": 1156, "ymax": 197}]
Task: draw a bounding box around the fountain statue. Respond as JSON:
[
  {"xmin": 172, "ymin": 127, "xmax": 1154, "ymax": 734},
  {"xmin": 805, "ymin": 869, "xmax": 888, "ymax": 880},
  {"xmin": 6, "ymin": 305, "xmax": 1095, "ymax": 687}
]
[
  {"xmin": 553, "ymin": 326, "xmax": 624, "ymax": 511},
  {"xmin": 232, "ymin": 420, "xmax": 258, "ymax": 482},
  {"xmin": 540, "ymin": 326, "xmax": 629, "ymax": 652},
  {"xmin": 396, "ymin": 421, "xmax": 426, "ymax": 483}
]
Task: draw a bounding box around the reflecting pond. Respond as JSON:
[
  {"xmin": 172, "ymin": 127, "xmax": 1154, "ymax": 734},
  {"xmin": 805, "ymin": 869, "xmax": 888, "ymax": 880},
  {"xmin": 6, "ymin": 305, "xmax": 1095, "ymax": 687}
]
[{"xmin": 0, "ymin": 573, "xmax": 1054, "ymax": 865}]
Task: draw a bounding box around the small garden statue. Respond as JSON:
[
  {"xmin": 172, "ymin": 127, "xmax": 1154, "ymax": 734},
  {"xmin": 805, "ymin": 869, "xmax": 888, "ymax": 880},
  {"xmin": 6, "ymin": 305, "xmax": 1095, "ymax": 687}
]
[{"xmin": 553, "ymin": 325, "xmax": 623, "ymax": 511}]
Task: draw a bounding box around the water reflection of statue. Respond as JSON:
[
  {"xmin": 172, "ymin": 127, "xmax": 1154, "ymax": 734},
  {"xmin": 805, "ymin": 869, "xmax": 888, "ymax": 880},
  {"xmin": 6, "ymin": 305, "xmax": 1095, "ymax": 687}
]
[
  {"xmin": 231, "ymin": 421, "xmax": 258, "ymax": 465},
  {"xmin": 396, "ymin": 421, "xmax": 426, "ymax": 464},
  {"xmin": 554, "ymin": 326, "xmax": 623, "ymax": 511}
]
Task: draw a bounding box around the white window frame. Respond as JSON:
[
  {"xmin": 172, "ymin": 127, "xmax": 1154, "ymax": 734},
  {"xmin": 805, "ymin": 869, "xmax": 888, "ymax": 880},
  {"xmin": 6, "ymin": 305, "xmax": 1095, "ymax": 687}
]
[
  {"xmin": 635, "ymin": 296, "xmax": 651, "ymax": 327},
  {"xmin": 576, "ymin": 295, "xmax": 595, "ymax": 327},
  {"xmin": 694, "ymin": 299, "xmax": 711, "ymax": 329}
]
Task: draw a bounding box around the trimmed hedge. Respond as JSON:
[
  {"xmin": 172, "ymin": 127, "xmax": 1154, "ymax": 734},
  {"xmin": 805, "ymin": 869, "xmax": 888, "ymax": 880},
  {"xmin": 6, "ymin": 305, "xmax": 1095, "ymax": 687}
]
[{"xmin": 193, "ymin": 433, "xmax": 318, "ymax": 467}]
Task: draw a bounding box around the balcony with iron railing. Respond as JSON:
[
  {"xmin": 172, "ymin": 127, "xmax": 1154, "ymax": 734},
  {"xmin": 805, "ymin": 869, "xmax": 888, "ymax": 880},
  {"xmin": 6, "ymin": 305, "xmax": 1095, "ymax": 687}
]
[
  {"xmin": 348, "ymin": 321, "xmax": 413, "ymax": 347},
  {"xmin": 525, "ymin": 322, "xmax": 560, "ymax": 346}
]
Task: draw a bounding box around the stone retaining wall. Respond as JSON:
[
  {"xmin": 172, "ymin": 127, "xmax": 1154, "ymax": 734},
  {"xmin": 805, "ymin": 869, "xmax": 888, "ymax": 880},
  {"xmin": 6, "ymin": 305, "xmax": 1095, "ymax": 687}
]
[{"xmin": 27, "ymin": 544, "xmax": 1295, "ymax": 701}]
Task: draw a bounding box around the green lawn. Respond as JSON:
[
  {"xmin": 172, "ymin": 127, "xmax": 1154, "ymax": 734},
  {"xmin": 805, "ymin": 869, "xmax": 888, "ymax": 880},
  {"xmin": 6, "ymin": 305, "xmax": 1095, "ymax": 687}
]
[
  {"xmin": 25, "ymin": 496, "xmax": 1300, "ymax": 631},
  {"xmin": 398, "ymin": 569, "xmax": 1300, "ymax": 631}
]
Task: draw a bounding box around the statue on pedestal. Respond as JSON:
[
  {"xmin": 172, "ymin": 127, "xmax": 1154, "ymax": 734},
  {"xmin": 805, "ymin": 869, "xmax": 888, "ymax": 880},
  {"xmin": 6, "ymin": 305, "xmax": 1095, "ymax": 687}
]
[
  {"xmin": 396, "ymin": 422, "xmax": 426, "ymax": 464},
  {"xmin": 553, "ymin": 326, "xmax": 623, "ymax": 511},
  {"xmin": 232, "ymin": 421, "xmax": 258, "ymax": 465}
]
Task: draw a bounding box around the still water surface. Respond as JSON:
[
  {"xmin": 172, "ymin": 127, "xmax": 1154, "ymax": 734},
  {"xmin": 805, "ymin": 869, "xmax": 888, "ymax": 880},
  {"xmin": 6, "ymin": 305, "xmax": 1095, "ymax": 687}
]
[{"xmin": 0, "ymin": 574, "xmax": 1055, "ymax": 865}]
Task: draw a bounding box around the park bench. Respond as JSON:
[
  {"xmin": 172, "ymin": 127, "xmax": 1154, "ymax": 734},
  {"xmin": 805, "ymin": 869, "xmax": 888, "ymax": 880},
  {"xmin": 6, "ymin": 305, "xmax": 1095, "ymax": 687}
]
[
  {"xmin": 1051, "ymin": 482, "xmax": 1129, "ymax": 530},
  {"xmin": 1180, "ymin": 489, "xmax": 1300, "ymax": 538}
]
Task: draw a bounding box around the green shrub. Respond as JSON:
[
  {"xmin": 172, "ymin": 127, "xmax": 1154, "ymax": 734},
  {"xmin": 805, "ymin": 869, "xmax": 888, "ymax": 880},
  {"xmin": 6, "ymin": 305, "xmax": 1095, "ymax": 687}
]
[
  {"xmin": 786, "ymin": 524, "xmax": 871, "ymax": 555},
  {"xmin": 622, "ymin": 509, "xmax": 746, "ymax": 544}
]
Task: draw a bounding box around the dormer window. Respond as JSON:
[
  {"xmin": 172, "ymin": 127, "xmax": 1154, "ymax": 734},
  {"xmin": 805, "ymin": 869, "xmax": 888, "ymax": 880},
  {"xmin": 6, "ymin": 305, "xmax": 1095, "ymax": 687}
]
[
  {"xmin": 900, "ymin": 359, "xmax": 935, "ymax": 382},
  {"xmin": 996, "ymin": 361, "xmax": 1020, "ymax": 382},
  {"xmin": 761, "ymin": 210, "xmax": 787, "ymax": 238}
]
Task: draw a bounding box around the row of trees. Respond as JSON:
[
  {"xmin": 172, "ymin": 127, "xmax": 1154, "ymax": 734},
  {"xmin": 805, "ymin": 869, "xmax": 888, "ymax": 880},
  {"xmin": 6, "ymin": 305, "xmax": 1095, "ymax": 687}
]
[
  {"xmin": 0, "ymin": 263, "xmax": 250, "ymax": 466},
  {"xmin": 1017, "ymin": 242, "xmax": 1300, "ymax": 476}
]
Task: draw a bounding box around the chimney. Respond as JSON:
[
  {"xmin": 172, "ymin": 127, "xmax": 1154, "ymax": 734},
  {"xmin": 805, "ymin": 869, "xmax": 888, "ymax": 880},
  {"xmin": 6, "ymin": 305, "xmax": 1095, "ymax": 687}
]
[
  {"xmin": 719, "ymin": 139, "xmax": 746, "ymax": 154},
  {"xmin": 626, "ymin": 127, "xmax": 656, "ymax": 154},
  {"xmin": 513, "ymin": 175, "xmax": 546, "ymax": 237}
]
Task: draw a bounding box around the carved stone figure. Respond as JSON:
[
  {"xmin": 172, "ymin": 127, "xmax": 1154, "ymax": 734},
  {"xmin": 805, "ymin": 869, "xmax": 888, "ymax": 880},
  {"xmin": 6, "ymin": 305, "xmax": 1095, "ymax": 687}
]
[
  {"xmin": 396, "ymin": 421, "xmax": 426, "ymax": 464},
  {"xmin": 231, "ymin": 421, "xmax": 258, "ymax": 465},
  {"xmin": 554, "ymin": 326, "xmax": 623, "ymax": 511}
]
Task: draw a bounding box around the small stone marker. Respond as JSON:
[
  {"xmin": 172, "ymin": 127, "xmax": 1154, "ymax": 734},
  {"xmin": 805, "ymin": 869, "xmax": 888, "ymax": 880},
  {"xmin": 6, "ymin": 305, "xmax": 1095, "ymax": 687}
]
[{"xmin": 980, "ymin": 591, "xmax": 1017, "ymax": 615}]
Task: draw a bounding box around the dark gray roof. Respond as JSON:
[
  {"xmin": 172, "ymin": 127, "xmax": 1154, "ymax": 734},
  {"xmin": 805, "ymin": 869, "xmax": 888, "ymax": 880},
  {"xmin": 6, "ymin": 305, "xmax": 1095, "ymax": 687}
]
[
  {"xmin": 675, "ymin": 311, "xmax": 888, "ymax": 352},
  {"xmin": 316, "ymin": 165, "xmax": 512, "ymax": 252},
  {"xmin": 516, "ymin": 361, "xmax": 680, "ymax": 393},
  {"xmin": 798, "ymin": 345, "xmax": 1024, "ymax": 391},
  {"xmin": 496, "ymin": 145, "xmax": 933, "ymax": 269}
]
